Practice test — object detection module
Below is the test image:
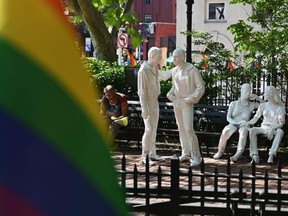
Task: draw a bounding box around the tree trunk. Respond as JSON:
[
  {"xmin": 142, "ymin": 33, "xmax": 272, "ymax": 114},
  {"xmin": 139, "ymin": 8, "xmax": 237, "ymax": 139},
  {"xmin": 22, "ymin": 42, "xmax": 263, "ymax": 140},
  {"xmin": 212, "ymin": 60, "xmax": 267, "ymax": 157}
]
[
  {"xmin": 67, "ymin": 0, "xmax": 134, "ymax": 62},
  {"xmin": 76, "ymin": 0, "xmax": 116, "ymax": 61}
]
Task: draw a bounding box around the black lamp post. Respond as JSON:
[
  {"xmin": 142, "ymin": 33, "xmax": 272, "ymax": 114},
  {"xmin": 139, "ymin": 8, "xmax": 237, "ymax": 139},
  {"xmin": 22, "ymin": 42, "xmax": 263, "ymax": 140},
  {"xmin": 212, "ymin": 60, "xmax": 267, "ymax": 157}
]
[{"xmin": 186, "ymin": 0, "xmax": 194, "ymax": 63}]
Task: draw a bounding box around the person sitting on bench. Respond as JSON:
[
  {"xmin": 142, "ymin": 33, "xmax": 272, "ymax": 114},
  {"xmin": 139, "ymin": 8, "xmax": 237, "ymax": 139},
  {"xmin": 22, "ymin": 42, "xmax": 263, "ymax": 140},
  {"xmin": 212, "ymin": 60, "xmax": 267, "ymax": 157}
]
[{"xmin": 100, "ymin": 85, "xmax": 129, "ymax": 139}]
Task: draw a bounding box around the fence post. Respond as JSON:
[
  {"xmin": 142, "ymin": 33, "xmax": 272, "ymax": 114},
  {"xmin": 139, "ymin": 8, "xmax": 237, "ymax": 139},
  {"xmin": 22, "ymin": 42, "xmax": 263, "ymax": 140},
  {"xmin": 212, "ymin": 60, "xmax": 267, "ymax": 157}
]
[
  {"xmin": 121, "ymin": 154, "xmax": 126, "ymax": 189},
  {"xmin": 277, "ymin": 159, "xmax": 282, "ymax": 212},
  {"xmin": 226, "ymin": 158, "xmax": 231, "ymax": 213},
  {"xmin": 145, "ymin": 155, "xmax": 150, "ymax": 216},
  {"xmin": 251, "ymin": 160, "xmax": 256, "ymax": 215},
  {"xmin": 171, "ymin": 156, "xmax": 180, "ymax": 215}
]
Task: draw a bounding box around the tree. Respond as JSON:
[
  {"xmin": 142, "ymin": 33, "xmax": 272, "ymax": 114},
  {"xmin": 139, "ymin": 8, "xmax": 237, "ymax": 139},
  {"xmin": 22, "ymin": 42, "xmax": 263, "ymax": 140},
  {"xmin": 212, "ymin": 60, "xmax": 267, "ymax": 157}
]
[
  {"xmin": 228, "ymin": 0, "xmax": 288, "ymax": 85},
  {"xmin": 66, "ymin": 0, "xmax": 141, "ymax": 62}
]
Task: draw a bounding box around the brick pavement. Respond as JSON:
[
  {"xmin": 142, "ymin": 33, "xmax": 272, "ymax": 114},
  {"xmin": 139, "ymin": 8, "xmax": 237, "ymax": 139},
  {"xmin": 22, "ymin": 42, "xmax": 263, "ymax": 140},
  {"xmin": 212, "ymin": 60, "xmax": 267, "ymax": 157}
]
[
  {"xmin": 112, "ymin": 144, "xmax": 288, "ymax": 190},
  {"xmin": 112, "ymin": 144, "xmax": 288, "ymax": 215}
]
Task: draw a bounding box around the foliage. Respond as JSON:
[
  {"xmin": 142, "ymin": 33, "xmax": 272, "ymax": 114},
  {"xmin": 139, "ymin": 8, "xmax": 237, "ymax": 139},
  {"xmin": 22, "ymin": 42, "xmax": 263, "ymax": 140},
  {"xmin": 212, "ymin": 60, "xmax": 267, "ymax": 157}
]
[
  {"xmin": 179, "ymin": 31, "xmax": 271, "ymax": 104},
  {"xmin": 82, "ymin": 58, "xmax": 125, "ymax": 94},
  {"xmin": 65, "ymin": 0, "xmax": 141, "ymax": 62},
  {"xmin": 83, "ymin": 58, "xmax": 175, "ymax": 98},
  {"xmin": 228, "ymin": 0, "xmax": 288, "ymax": 84}
]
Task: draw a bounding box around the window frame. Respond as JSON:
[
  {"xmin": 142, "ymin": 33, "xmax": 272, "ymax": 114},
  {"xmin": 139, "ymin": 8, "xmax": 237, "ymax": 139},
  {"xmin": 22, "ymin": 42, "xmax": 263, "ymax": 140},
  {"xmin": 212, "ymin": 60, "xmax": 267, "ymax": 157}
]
[
  {"xmin": 144, "ymin": 14, "xmax": 152, "ymax": 23},
  {"xmin": 144, "ymin": 0, "xmax": 152, "ymax": 4},
  {"xmin": 207, "ymin": 2, "xmax": 227, "ymax": 22}
]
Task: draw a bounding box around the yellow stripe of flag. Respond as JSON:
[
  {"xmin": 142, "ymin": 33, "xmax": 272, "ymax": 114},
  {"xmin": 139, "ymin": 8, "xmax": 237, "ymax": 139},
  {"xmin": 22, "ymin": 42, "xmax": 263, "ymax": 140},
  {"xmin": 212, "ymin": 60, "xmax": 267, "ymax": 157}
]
[{"xmin": 0, "ymin": 0, "xmax": 104, "ymax": 132}]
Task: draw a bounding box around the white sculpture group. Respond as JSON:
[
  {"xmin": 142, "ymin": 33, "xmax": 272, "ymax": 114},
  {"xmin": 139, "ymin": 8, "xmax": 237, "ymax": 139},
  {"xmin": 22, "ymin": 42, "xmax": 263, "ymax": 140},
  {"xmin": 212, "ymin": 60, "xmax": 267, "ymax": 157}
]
[
  {"xmin": 138, "ymin": 46, "xmax": 286, "ymax": 166},
  {"xmin": 214, "ymin": 85, "xmax": 286, "ymax": 164}
]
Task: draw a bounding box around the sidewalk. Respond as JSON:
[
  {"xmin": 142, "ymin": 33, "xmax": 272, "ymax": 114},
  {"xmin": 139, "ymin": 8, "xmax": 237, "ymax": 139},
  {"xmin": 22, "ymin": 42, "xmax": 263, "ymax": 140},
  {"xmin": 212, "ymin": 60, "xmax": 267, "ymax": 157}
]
[{"xmin": 112, "ymin": 144, "xmax": 288, "ymax": 190}]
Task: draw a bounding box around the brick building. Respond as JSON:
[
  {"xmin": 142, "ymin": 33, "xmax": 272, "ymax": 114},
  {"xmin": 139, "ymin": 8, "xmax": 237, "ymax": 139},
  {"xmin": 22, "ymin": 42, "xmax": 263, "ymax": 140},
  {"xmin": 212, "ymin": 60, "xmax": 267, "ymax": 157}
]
[{"xmin": 132, "ymin": 0, "xmax": 177, "ymax": 62}]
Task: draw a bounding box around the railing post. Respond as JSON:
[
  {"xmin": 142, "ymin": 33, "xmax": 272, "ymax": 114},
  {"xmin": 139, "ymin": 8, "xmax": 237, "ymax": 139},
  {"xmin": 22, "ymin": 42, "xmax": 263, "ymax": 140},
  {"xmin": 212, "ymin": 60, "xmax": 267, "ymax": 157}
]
[
  {"xmin": 157, "ymin": 166, "xmax": 162, "ymax": 197},
  {"xmin": 200, "ymin": 158, "xmax": 205, "ymax": 216},
  {"xmin": 277, "ymin": 159, "xmax": 282, "ymax": 212},
  {"xmin": 226, "ymin": 158, "xmax": 231, "ymax": 213},
  {"xmin": 171, "ymin": 156, "xmax": 180, "ymax": 215},
  {"xmin": 251, "ymin": 160, "xmax": 256, "ymax": 215},
  {"xmin": 133, "ymin": 164, "xmax": 138, "ymax": 197},
  {"xmin": 145, "ymin": 155, "xmax": 150, "ymax": 216},
  {"xmin": 121, "ymin": 154, "xmax": 126, "ymax": 189}
]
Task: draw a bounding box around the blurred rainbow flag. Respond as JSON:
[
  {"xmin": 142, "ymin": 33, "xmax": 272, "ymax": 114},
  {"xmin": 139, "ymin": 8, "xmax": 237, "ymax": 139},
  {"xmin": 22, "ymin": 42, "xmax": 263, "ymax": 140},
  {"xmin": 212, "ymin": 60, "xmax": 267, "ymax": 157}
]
[
  {"xmin": 127, "ymin": 50, "xmax": 137, "ymax": 67},
  {"xmin": 0, "ymin": 1, "xmax": 127, "ymax": 216}
]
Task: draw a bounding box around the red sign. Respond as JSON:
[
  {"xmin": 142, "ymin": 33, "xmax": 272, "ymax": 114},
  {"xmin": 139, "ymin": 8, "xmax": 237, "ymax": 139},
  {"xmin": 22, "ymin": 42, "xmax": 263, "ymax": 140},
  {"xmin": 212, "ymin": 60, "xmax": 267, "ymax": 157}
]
[{"xmin": 117, "ymin": 33, "xmax": 128, "ymax": 48}]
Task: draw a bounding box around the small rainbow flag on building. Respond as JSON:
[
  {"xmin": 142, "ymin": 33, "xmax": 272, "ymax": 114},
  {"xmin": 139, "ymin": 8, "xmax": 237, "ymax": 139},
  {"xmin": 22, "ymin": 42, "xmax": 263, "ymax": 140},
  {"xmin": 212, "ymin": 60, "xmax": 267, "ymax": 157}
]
[{"xmin": 0, "ymin": 1, "xmax": 127, "ymax": 216}]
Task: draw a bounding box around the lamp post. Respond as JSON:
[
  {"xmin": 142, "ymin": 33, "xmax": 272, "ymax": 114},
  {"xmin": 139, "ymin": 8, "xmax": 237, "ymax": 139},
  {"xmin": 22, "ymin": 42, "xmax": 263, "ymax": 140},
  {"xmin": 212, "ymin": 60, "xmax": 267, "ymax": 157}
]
[{"xmin": 186, "ymin": 0, "xmax": 194, "ymax": 63}]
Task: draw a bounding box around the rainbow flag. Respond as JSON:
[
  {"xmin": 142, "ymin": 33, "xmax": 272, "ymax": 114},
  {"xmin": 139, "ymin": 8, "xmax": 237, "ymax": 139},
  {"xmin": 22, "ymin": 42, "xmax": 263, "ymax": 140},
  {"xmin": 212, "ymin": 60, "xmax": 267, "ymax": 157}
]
[
  {"xmin": 201, "ymin": 54, "xmax": 209, "ymax": 71},
  {"xmin": 0, "ymin": 1, "xmax": 127, "ymax": 216},
  {"xmin": 227, "ymin": 57, "xmax": 235, "ymax": 70},
  {"xmin": 127, "ymin": 50, "xmax": 137, "ymax": 67}
]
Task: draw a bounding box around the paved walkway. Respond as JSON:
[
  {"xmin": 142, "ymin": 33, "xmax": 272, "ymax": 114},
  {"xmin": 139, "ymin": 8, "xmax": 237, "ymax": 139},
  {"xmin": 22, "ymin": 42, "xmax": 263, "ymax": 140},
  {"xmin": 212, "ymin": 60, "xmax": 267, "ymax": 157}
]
[
  {"xmin": 112, "ymin": 144, "xmax": 288, "ymax": 215},
  {"xmin": 112, "ymin": 144, "xmax": 288, "ymax": 190}
]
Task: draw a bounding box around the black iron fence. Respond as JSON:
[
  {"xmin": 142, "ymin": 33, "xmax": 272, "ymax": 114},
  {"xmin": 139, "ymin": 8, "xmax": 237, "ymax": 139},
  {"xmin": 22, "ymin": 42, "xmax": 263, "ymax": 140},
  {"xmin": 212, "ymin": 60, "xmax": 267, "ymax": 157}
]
[
  {"xmin": 119, "ymin": 155, "xmax": 288, "ymax": 216},
  {"xmin": 124, "ymin": 67, "xmax": 288, "ymax": 108},
  {"xmin": 210, "ymin": 71, "xmax": 288, "ymax": 108}
]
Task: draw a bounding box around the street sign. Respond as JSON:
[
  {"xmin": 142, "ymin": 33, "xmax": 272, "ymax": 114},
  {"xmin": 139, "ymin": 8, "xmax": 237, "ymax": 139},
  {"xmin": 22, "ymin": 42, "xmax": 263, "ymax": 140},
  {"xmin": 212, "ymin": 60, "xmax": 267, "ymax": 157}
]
[
  {"xmin": 117, "ymin": 33, "xmax": 128, "ymax": 48},
  {"xmin": 85, "ymin": 37, "xmax": 91, "ymax": 52}
]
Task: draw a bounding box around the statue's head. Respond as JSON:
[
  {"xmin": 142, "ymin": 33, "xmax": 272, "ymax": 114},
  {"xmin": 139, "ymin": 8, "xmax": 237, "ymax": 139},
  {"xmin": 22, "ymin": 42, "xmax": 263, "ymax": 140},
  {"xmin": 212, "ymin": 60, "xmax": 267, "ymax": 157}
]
[
  {"xmin": 265, "ymin": 86, "xmax": 283, "ymax": 105},
  {"xmin": 240, "ymin": 83, "xmax": 251, "ymax": 100},
  {"xmin": 172, "ymin": 48, "xmax": 185, "ymax": 65},
  {"xmin": 147, "ymin": 47, "xmax": 162, "ymax": 66}
]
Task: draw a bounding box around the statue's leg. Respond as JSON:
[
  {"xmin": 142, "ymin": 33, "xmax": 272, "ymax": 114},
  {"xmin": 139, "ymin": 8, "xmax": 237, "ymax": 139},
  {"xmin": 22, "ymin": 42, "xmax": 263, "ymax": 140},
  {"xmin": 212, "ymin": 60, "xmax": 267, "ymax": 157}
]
[
  {"xmin": 182, "ymin": 106, "xmax": 201, "ymax": 166},
  {"xmin": 267, "ymin": 129, "xmax": 284, "ymax": 164},
  {"xmin": 141, "ymin": 100, "xmax": 159, "ymax": 164},
  {"xmin": 214, "ymin": 125, "xmax": 237, "ymax": 159},
  {"xmin": 174, "ymin": 106, "xmax": 190, "ymax": 161},
  {"xmin": 230, "ymin": 126, "xmax": 248, "ymax": 162},
  {"xmin": 249, "ymin": 127, "xmax": 266, "ymax": 163}
]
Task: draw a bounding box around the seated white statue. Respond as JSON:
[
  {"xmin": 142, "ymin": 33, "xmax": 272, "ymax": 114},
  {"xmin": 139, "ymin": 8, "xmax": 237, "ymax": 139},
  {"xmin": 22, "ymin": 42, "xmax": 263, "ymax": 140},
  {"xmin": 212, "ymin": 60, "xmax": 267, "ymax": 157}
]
[
  {"xmin": 246, "ymin": 86, "xmax": 286, "ymax": 164},
  {"xmin": 213, "ymin": 83, "xmax": 263, "ymax": 161}
]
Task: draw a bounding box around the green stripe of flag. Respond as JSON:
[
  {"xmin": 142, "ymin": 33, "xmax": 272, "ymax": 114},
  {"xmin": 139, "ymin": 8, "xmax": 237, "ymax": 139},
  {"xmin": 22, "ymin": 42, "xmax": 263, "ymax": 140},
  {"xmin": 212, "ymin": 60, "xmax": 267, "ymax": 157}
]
[{"xmin": 0, "ymin": 38, "xmax": 127, "ymax": 216}]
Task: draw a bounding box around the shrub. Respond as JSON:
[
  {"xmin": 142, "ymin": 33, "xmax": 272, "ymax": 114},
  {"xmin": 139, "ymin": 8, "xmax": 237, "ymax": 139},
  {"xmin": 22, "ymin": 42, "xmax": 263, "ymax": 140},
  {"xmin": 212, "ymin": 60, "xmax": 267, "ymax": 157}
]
[{"xmin": 82, "ymin": 58, "xmax": 125, "ymax": 93}]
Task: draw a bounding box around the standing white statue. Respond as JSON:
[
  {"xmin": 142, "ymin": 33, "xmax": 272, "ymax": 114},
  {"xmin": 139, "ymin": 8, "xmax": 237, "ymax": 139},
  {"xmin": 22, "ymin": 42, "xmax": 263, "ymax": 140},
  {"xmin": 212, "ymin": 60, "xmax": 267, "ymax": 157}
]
[
  {"xmin": 167, "ymin": 48, "xmax": 205, "ymax": 166},
  {"xmin": 246, "ymin": 86, "xmax": 286, "ymax": 164},
  {"xmin": 137, "ymin": 47, "xmax": 172, "ymax": 165},
  {"xmin": 213, "ymin": 83, "xmax": 263, "ymax": 162}
]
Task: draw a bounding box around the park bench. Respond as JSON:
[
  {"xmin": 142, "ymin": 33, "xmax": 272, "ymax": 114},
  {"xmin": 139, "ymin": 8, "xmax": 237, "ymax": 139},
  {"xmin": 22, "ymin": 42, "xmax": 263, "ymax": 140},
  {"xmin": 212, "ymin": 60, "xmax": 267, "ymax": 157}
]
[
  {"xmin": 116, "ymin": 99, "xmax": 288, "ymax": 158},
  {"xmin": 116, "ymin": 100, "xmax": 229, "ymax": 154}
]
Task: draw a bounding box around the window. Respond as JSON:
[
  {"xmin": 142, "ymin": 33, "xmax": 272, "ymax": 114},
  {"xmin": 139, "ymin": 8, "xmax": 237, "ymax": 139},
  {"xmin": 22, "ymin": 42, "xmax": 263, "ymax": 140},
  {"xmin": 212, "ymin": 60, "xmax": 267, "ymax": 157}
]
[
  {"xmin": 208, "ymin": 3, "xmax": 226, "ymax": 21},
  {"xmin": 144, "ymin": 0, "xmax": 152, "ymax": 4},
  {"xmin": 144, "ymin": 14, "xmax": 152, "ymax": 23}
]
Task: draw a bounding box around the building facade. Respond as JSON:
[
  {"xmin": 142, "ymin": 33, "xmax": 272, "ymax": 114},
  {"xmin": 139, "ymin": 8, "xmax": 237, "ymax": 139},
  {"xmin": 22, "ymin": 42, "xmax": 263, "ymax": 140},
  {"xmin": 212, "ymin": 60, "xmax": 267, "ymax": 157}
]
[
  {"xmin": 132, "ymin": 0, "xmax": 177, "ymax": 62},
  {"xmin": 176, "ymin": 0, "xmax": 257, "ymax": 62}
]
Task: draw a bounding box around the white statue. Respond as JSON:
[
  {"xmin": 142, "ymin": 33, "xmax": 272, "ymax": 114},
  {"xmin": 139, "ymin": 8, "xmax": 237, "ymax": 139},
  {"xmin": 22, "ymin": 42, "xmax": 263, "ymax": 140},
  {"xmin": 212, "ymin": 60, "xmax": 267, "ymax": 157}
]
[
  {"xmin": 246, "ymin": 86, "xmax": 286, "ymax": 164},
  {"xmin": 167, "ymin": 48, "xmax": 205, "ymax": 166},
  {"xmin": 213, "ymin": 83, "xmax": 263, "ymax": 162},
  {"xmin": 137, "ymin": 47, "xmax": 172, "ymax": 165}
]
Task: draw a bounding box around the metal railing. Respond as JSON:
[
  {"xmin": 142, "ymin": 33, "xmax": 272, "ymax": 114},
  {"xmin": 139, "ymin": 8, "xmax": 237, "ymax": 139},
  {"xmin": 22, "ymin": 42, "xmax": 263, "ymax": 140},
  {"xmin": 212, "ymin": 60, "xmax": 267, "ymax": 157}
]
[{"xmin": 119, "ymin": 155, "xmax": 288, "ymax": 215}]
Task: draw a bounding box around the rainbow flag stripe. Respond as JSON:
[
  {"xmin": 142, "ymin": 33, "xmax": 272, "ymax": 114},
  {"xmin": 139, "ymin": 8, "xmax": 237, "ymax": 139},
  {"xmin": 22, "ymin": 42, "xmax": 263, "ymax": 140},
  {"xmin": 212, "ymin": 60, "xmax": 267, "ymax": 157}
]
[{"xmin": 0, "ymin": 1, "xmax": 127, "ymax": 215}]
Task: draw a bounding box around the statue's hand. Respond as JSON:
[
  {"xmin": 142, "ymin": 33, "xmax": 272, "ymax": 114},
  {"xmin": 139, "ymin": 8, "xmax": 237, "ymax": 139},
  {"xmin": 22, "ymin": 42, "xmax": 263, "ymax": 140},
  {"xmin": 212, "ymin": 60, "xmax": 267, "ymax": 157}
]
[
  {"xmin": 267, "ymin": 128, "xmax": 274, "ymax": 140},
  {"xmin": 184, "ymin": 96, "xmax": 198, "ymax": 104},
  {"xmin": 249, "ymin": 94, "xmax": 257, "ymax": 100},
  {"xmin": 167, "ymin": 93, "xmax": 175, "ymax": 102},
  {"xmin": 238, "ymin": 120, "xmax": 246, "ymax": 127},
  {"xmin": 243, "ymin": 121, "xmax": 251, "ymax": 127}
]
